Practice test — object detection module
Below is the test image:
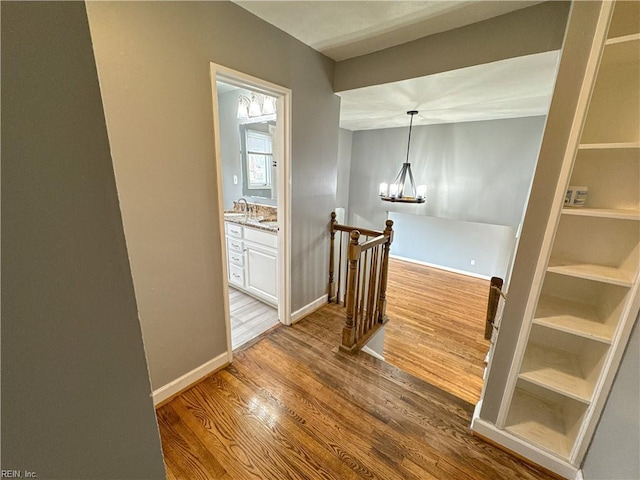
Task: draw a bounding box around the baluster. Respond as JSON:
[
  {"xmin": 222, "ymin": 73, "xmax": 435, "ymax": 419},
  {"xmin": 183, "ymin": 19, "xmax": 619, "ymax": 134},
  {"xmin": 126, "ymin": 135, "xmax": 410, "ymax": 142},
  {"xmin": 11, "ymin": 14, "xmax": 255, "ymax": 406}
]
[
  {"xmin": 357, "ymin": 251, "xmax": 364, "ymax": 335},
  {"xmin": 359, "ymin": 249, "xmax": 368, "ymax": 336},
  {"xmin": 376, "ymin": 220, "xmax": 394, "ymax": 323},
  {"xmin": 328, "ymin": 212, "xmax": 337, "ymax": 302},
  {"xmin": 341, "ymin": 230, "xmax": 360, "ymax": 352},
  {"xmin": 337, "ymin": 230, "xmax": 344, "ymax": 305},
  {"xmin": 366, "ymin": 245, "xmax": 379, "ymax": 331}
]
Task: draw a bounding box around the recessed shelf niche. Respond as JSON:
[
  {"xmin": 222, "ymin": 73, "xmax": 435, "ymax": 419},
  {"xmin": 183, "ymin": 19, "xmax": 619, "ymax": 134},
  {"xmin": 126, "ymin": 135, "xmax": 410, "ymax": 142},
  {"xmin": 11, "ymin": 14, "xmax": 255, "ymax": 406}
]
[
  {"xmin": 534, "ymin": 273, "xmax": 629, "ymax": 343},
  {"xmin": 519, "ymin": 324, "xmax": 608, "ymax": 402},
  {"xmin": 548, "ymin": 215, "xmax": 639, "ymax": 286},
  {"xmin": 505, "ymin": 380, "xmax": 587, "ymax": 460},
  {"xmin": 581, "ymin": 35, "xmax": 639, "ymax": 144}
]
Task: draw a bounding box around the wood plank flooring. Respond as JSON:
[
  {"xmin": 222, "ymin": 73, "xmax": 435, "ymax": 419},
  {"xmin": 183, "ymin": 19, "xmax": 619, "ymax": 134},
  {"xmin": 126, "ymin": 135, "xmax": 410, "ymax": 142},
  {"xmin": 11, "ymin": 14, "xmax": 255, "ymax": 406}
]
[
  {"xmin": 157, "ymin": 303, "xmax": 555, "ymax": 480},
  {"xmin": 229, "ymin": 287, "xmax": 279, "ymax": 350},
  {"xmin": 384, "ymin": 258, "xmax": 491, "ymax": 404}
]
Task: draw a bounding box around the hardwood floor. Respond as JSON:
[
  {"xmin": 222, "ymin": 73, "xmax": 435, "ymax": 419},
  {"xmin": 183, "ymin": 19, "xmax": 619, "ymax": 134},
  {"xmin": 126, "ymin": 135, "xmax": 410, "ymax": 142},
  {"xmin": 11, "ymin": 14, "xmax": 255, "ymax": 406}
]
[
  {"xmin": 384, "ymin": 258, "xmax": 491, "ymax": 404},
  {"xmin": 157, "ymin": 303, "xmax": 555, "ymax": 480},
  {"xmin": 229, "ymin": 287, "xmax": 279, "ymax": 350}
]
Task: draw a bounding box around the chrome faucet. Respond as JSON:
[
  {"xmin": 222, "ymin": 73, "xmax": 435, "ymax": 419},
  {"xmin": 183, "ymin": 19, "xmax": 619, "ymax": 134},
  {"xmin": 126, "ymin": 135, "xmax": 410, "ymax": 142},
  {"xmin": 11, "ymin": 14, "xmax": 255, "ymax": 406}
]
[{"xmin": 237, "ymin": 197, "xmax": 249, "ymax": 220}]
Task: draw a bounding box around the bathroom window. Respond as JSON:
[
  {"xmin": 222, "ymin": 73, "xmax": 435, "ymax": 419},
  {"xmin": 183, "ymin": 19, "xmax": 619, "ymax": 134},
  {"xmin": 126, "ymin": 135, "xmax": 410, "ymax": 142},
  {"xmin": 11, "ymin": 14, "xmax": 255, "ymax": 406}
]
[{"xmin": 245, "ymin": 129, "xmax": 272, "ymax": 189}]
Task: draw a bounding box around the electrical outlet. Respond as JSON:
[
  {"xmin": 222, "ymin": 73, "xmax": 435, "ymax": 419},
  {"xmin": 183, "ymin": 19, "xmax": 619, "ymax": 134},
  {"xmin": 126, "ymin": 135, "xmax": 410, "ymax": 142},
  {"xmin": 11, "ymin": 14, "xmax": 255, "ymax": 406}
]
[
  {"xmin": 233, "ymin": 175, "xmax": 238, "ymax": 185},
  {"xmin": 470, "ymin": 259, "xmax": 476, "ymax": 266}
]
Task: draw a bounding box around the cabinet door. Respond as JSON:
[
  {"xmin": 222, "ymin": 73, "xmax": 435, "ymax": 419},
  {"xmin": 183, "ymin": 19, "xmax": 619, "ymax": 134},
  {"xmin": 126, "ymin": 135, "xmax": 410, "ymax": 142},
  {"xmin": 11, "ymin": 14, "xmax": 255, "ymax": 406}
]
[{"xmin": 245, "ymin": 245, "xmax": 277, "ymax": 305}]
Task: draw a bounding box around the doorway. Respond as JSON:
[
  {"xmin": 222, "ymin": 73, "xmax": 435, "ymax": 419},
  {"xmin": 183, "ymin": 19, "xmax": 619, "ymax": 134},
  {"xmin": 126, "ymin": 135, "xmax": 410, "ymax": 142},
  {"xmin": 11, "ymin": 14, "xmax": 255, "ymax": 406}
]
[{"xmin": 210, "ymin": 64, "xmax": 291, "ymax": 357}]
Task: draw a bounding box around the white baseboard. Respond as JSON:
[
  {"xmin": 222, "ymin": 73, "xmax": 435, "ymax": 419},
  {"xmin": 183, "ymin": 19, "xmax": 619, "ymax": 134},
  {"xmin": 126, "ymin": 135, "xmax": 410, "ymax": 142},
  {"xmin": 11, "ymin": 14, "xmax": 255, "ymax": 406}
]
[
  {"xmin": 471, "ymin": 417, "xmax": 581, "ymax": 479},
  {"xmin": 152, "ymin": 352, "xmax": 229, "ymax": 405},
  {"xmin": 361, "ymin": 345, "xmax": 385, "ymax": 361},
  {"xmin": 291, "ymin": 295, "xmax": 327, "ymax": 324},
  {"xmin": 390, "ymin": 254, "xmax": 491, "ymax": 280}
]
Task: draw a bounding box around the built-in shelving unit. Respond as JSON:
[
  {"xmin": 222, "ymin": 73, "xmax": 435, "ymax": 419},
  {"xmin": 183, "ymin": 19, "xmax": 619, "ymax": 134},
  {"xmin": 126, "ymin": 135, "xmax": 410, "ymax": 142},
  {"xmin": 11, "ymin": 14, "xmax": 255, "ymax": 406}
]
[{"xmin": 499, "ymin": 1, "xmax": 640, "ymax": 473}]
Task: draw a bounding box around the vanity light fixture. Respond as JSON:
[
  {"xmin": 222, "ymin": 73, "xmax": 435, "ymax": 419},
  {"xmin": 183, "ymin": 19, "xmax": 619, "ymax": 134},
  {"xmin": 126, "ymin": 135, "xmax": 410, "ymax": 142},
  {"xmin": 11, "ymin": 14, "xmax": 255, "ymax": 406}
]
[
  {"xmin": 379, "ymin": 110, "xmax": 426, "ymax": 204},
  {"xmin": 237, "ymin": 95, "xmax": 250, "ymax": 119},
  {"xmin": 262, "ymin": 95, "xmax": 277, "ymax": 115},
  {"xmin": 237, "ymin": 93, "xmax": 277, "ymax": 119},
  {"xmin": 248, "ymin": 93, "xmax": 262, "ymax": 117}
]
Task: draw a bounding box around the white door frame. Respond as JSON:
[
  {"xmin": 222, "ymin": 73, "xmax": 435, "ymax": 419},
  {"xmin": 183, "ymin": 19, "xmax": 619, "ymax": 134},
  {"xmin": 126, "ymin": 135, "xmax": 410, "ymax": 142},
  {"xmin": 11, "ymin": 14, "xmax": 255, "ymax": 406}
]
[{"xmin": 209, "ymin": 63, "xmax": 292, "ymax": 363}]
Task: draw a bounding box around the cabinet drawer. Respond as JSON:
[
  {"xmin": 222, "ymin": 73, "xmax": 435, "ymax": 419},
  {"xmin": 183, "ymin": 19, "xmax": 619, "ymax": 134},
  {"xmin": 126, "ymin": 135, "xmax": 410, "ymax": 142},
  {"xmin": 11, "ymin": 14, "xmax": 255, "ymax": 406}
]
[
  {"xmin": 225, "ymin": 222, "xmax": 243, "ymax": 238},
  {"xmin": 244, "ymin": 227, "xmax": 277, "ymax": 249},
  {"xmin": 228, "ymin": 263, "xmax": 244, "ymax": 287},
  {"xmin": 228, "ymin": 250, "xmax": 244, "ymax": 267},
  {"xmin": 227, "ymin": 237, "xmax": 244, "ymax": 254}
]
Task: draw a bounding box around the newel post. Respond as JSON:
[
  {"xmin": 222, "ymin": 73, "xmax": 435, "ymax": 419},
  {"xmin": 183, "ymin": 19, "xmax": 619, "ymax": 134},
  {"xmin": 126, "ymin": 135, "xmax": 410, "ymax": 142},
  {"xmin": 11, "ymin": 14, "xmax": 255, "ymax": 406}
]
[
  {"xmin": 376, "ymin": 219, "xmax": 394, "ymax": 323},
  {"xmin": 485, "ymin": 276, "xmax": 504, "ymax": 340},
  {"xmin": 341, "ymin": 230, "xmax": 360, "ymax": 352},
  {"xmin": 328, "ymin": 212, "xmax": 337, "ymax": 302}
]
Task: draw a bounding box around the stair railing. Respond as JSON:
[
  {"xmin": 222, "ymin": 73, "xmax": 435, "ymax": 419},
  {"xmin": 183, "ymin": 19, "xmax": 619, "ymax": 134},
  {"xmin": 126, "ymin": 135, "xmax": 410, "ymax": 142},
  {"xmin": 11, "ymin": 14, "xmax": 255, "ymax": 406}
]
[{"xmin": 329, "ymin": 212, "xmax": 394, "ymax": 353}]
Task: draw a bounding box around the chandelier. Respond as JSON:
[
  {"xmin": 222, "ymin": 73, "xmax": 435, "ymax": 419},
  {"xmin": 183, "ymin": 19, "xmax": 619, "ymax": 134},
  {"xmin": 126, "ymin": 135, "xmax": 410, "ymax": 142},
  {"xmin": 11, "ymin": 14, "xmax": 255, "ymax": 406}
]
[{"xmin": 379, "ymin": 110, "xmax": 426, "ymax": 203}]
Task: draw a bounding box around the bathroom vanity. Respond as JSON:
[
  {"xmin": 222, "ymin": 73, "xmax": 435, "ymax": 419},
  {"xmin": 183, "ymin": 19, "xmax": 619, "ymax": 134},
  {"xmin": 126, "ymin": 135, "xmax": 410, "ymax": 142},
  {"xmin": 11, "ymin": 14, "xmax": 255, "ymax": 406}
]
[{"xmin": 225, "ymin": 218, "xmax": 278, "ymax": 306}]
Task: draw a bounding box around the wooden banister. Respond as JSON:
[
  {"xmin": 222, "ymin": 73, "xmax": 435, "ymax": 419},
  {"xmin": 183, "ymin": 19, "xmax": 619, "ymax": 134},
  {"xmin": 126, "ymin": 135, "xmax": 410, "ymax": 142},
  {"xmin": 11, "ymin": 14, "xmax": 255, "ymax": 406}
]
[
  {"xmin": 328, "ymin": 213, "xmax": 394, "ymax": 353},
  {"xmin": 359, "ymin": 234, "xmax": 388, "ymax": 251},
  {"xmin": 332, "ymin": 224, "xmax": 384, "ymax": 238}
]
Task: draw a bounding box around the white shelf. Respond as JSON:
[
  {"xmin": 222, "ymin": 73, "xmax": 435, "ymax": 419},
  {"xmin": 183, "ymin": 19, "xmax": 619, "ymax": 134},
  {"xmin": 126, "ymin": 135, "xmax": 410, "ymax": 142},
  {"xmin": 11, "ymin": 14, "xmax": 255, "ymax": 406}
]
[
  {"xmin": 519, "ymin": 345, "xmax": 594, "ymax": 403},
  {"xmin": 547, "ymin": 258, "xmax": 635, "ymax": 287},
  {"xmin": 562, "ymin": 208, "xmax": 640, "ymax": 220},
  {"xmin": 578, "ymin": 142, "xmax": 640, "ymax": 150},
  {"xmin": 534, "ymin": 294, "xmax": 614, "ymax": 343}
]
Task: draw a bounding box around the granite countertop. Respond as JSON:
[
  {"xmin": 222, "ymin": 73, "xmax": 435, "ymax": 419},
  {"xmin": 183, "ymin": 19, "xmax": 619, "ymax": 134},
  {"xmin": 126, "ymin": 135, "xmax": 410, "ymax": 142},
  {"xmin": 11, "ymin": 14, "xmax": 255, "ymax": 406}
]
[{"xmin": 224, "ymin": 212, "xmax": 278, "ymax": 233}]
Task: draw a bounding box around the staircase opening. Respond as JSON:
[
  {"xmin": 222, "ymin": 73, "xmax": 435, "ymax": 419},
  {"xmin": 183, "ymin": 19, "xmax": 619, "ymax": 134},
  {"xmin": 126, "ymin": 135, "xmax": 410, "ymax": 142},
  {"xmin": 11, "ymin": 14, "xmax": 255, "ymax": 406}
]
[
  {"xmin": 328, "ymin": 212, "xmax": 394, "ymax": 353},
  {"xmin": 328, "ymin": 211, "xmax": 500, "ymax": 404}
]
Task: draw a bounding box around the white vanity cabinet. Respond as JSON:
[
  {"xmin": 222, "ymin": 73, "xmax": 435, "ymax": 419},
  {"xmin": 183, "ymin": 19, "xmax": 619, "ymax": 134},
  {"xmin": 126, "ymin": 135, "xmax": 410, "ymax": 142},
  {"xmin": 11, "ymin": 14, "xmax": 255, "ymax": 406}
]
[{"xmin": 225, "ymin": 221, "xmax": 277, "ymax": 306}]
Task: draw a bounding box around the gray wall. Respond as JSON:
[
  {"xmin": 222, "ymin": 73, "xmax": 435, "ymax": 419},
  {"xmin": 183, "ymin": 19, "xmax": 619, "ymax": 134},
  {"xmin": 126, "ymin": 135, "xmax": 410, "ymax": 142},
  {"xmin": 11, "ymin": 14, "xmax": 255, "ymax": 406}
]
[
  {"xmin": 334, "ymin": 2, "xmax": 570, "ymax": 92},
  {"xmin": 337, "ymin": 128, "xmax": 354, "ymax": 211},
  {"xmin": 389, "ymin": 213, "xmax": 516, "ymax": 279},
  {"xmin": 1, "ymin": 2, "xmax": 166, "ymax": 478},
  {"xmin": 219, "ymin": 89, "xmax": 244, "ymax": 209},
  {"xmin": 583, "ymin": 316, "xmax": 640, "ymax": 480},
  {"xmin": 480, "ymin": 1, "xmax": 606, "ymax": 423},
  {"xmin": 86, "ymin": 1, "xmax": 340, "ymax": 389},
  {"xmin": 347, "ymin": 116, "xmax": 545, "ymax": 230}
]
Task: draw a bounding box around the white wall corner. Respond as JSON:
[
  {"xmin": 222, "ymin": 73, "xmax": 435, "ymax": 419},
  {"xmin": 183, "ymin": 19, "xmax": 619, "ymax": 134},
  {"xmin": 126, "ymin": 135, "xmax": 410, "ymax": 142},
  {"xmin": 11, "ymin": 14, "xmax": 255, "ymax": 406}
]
[
  {"xmin": 291, "ymin": 295, "xmax": 327, "ymax": 324},
  {"xmin": 152, "ymin": 351, "xmax": 229, "ymax": 406}
]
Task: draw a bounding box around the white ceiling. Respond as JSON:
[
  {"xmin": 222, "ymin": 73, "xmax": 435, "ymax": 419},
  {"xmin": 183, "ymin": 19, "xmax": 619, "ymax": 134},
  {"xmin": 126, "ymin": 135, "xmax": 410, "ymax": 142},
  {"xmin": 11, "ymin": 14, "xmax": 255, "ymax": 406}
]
[
  {"xmin": 232, "ymin": 1, "xmax": 559, "ymax": 131},
  {"xmin": 338, "ymin": 50, "xmax": 560, "ymax": 131},
  {"xmin": 234, "ymin": 1, "xmax": 543, "ymax": 61}
]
